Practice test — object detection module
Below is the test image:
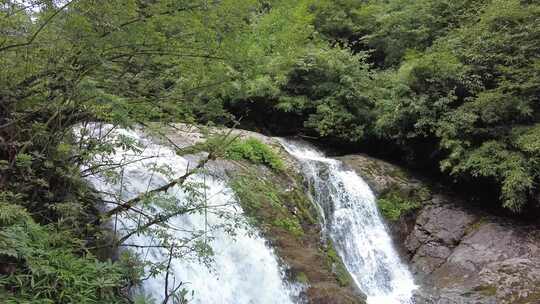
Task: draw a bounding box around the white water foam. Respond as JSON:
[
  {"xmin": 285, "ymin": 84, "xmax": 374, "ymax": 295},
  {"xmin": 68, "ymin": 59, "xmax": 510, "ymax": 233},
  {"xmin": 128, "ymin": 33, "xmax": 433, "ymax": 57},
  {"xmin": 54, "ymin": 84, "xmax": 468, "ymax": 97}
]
[
  {"xmin": 83, "ymin": 126, "xmax": 300, "ymax": 304},
  {"xmin": 280, "ymin": 139, "xmax": 417, "ymax": 304}
]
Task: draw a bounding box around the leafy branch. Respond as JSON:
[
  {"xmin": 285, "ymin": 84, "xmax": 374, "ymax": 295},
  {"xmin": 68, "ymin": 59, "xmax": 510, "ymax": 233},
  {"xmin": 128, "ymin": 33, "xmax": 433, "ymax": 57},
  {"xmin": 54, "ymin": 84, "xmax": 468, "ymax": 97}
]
[{"xmin": 0, "ymin": 0, "xmax": 76, "ymax": 52}]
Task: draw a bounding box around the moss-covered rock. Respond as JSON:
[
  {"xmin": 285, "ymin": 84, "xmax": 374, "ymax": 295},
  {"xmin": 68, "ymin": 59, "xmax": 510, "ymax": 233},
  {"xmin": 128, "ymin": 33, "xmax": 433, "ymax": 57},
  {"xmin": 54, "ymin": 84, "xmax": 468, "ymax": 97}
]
[
  {"xmin": 324, "ymin": 240, "xmax": 353, "ymax": 287},
  {"xmin": 337, "ymin": 154, "xmax": 418, "ymax": 196},
  {"xmin": 230, "ymin": 171, "xmax": 305, "ymax": 237},
  {"xmin": 165, "ymin": 125, "xmax": 367, "ymax": 304},
  {"xmin": 229, "ymin": 166, "xmax": 365, "ymax": 303}
]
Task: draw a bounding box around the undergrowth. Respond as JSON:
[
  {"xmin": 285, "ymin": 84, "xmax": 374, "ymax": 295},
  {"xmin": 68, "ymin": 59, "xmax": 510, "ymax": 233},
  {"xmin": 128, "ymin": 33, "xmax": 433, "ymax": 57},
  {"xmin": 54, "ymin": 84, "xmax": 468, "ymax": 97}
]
[
  {"xmin": 377, "ymin": 190, "xmax": 422, "ymax": 221},
  {"xmin": 225, "ymin": 138, "xmax": 284, "ymax": 171},
  {"xmin": 0, "ymin": 203, "xmax": 139, "ymax": 303}
]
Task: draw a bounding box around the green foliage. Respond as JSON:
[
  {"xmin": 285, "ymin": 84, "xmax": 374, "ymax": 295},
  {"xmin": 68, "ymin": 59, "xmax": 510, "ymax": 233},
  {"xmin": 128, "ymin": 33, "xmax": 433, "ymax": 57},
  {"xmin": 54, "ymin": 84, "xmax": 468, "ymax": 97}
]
[
  {"xmin": 312, "ymin": 0, "xmax": 364, "ymax": 45},
  {"xmin": 377, "ymin": 191, "xmax": 421, "ymax": 221},
  {"xmin": 225, "ymin": 138, "xmax": 284, "ymax": 171},
  {"xmin": 0, "ymin": 203, "xmax": 134, "ymax": 303},
  {"xmin": 450, "ymin": 141, "xmax": 533, "ymax": 212},
  {"xmin": 310, "ymin": 0, "xmax": 540, "ymax": 212},
  {"xmin": 373, "ymin": 50, "xmax": 469, "ymax": 145},
  {"xmin": 0, "ymin": 1, "xmax": 266, "ymax": 301},
  {"xmin": 207, "ymin": 0, "xmax": 540, "ymax": 212},
  {"xmin": 281, "ymin": 48, "xmax": 374, "ymax": 141},
  {"xmin": 425, "ymin": 0, "xmax": 539, "ymax": 211},
  {"xmin": 313, "ymin": 0, "xmax": 486, "ymax": 66},
  {"xmin": 1, "ymin": 2, "xmax": 540, "ymax": 302}
]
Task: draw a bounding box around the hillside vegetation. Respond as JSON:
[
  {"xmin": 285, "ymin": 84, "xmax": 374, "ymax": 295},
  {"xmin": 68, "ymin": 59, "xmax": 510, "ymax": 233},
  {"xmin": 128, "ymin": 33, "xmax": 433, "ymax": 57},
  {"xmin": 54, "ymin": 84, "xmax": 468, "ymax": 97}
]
[{"xmin": 213, "ymin": 0, "xmax": 540, "ymax": 213}]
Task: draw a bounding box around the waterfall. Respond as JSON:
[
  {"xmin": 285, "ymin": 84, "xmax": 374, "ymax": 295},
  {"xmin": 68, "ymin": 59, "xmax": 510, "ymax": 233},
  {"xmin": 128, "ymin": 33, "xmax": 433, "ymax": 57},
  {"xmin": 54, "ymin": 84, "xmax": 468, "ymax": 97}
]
[
  {"xmin": 280, "ymin": 139, "xmax": 417, "ymax": 304},
  {"xmin": 84, "ymin": 126, "xmax": 300, "ymax": 304}
]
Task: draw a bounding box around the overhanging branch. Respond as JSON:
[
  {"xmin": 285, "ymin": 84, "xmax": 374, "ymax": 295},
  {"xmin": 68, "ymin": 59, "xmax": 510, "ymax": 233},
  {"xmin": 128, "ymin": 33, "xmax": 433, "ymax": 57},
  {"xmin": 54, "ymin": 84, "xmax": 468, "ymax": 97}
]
[{"xmin": 103, "ymin": 154, "xmax": 212, "ymax": 218}]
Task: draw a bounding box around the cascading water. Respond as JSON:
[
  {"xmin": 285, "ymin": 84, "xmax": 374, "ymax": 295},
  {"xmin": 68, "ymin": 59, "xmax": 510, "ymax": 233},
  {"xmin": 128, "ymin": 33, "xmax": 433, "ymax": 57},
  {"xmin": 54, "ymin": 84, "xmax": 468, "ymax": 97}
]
[
  {"xmin": 83, "ymin": 126, "xmax": 300, "ymax": 304},
  {"xmin": 280, "ymin": 139, "xmax": 417, "ymax": 304}
]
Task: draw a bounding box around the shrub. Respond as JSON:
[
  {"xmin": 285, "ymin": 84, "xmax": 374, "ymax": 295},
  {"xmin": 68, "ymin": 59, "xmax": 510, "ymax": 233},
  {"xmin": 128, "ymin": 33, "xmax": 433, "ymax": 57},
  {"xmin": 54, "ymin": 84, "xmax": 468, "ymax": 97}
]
[
  {"xmin": 225, "ymin": 138, "xmax": 284, "ymax": 171},
  {"xmin": 377, "ymin": 191, "xmax": 421, "ymax": 221},
  {"xmin": 0, "ymin": 203, "xmax": 133, "ymax": 303}
]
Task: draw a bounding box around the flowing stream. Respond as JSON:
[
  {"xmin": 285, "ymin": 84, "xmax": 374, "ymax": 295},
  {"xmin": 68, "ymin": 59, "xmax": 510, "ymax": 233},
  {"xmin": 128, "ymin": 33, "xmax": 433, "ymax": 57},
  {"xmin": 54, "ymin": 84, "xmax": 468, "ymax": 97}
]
[
  {"xmin": 280, "ymin": 139, "xmax": 417, "ymax": 304},
  {"xmin": 84, "ymin": 126, "xmax": 300, "ymax": 304}
]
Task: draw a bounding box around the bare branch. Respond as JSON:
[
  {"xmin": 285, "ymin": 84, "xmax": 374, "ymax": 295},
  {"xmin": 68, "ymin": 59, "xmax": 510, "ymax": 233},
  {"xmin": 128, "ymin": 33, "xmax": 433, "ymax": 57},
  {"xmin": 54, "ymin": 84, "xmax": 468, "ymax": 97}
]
[
  {"xmin": 162, "ymin": 244, "xmax": 176, "ymax": 304},
  {"xmin": 81, "ymin": 155, "xmax": 159, "ymax": 177}
]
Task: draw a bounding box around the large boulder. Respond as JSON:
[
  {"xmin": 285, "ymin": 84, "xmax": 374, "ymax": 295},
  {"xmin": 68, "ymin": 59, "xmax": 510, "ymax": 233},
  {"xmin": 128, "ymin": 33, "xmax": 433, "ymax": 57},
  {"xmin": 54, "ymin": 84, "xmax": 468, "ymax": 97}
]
[{"xmin": 340, "ymin": 154, "xmax": 540, "ymax": 304}]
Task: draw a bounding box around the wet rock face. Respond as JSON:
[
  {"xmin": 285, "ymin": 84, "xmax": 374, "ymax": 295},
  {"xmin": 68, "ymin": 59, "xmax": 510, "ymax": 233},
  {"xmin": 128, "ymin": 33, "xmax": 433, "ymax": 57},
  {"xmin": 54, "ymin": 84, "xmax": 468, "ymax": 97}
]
[
  {"xmin": 410, "ymin": 201, "xmax": 540, "ymax": 304},
  {"xmin": 340, "ymin": 154, "xmax": 540, "ymax": 304},
  {"xmin": 405, "ymin": 198, "xmax": 478, "ymax": 278},
  {"xmin": 164, "ymin": 126, "xmax": 367, "ymax": 304},
  {"xmin": 337, "ymin": 154, "xmax": 416, "ymax": 196}
]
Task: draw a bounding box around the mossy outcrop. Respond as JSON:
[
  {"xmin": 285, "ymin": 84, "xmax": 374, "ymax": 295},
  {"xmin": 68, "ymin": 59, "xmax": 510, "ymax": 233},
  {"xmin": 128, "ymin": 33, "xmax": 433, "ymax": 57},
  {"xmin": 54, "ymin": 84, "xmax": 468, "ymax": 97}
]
[{"xmin": 164, "ymin": 125, "xmax": 366, "ymax": 304}]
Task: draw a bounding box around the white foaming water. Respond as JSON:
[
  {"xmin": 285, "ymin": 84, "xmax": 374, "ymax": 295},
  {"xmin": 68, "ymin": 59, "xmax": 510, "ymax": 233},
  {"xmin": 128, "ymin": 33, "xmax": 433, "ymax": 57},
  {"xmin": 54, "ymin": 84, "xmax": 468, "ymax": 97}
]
[
  {"xmin": 280, "ymin": 139, "xmax": 417, "ymax": 304},
  {"xmin": 84, "ymin": 126, "xmax": 300, "ymax": 304}
]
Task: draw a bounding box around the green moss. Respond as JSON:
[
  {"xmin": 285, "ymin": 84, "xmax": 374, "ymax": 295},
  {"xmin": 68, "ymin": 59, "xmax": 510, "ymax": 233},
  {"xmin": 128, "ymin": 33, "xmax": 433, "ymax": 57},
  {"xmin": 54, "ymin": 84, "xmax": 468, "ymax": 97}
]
[
  {"xmin": 377, "ymin": 190, "xmax": 421, "ymax": 221},
  {"xmin": 465, "ymin": 217, "xmax": 487, "ymax": 235},
  {"xmin": 282, "ymin": 186, "xmax": 318, "ymax": 225},
  {"xmin": 230, "ymin": 170, "xmax": 308, "ymax": 237},
  {"xmin": 325, "ymin": 240, "xmax": 352, "ymax": 287},
  {"xmin": 225, "ymin": 138, "xmax": 284, "ymax": 171},
  {"xmin": 295, "ymin": 272, "xmax": 309, "ymax": 284},
  {"xmin": 272, "ymin": 217, "xmax": 303, "ymax": 237},
  {"xmin": 229, "ymin": 168, "xmax": 357, "ymax": 292},
  {"xmin": 389, "ymin": 167, "xmax": 409, "ymax": 180},
  {"xmin": 474, "ymin": 285, "xmax": 497, "ymax": 297},
  {"xmin": 516, "ymin": 291, "xmax": 540, "ymax": 304},
  {"xmin": 230, "ymin": 175, "xmax": 278, "ymax": 213},
  {"xmin": 415, "ymin": 186, "xmax": 432, "ymax": 201}
]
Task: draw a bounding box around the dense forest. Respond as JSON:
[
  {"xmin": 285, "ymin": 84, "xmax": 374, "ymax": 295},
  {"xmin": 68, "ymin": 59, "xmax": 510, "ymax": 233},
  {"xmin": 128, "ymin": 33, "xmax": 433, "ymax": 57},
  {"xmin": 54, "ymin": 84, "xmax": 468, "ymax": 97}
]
[{"xmin": 1, "ymin": 0, "xmax": 539, "ymax": 302}]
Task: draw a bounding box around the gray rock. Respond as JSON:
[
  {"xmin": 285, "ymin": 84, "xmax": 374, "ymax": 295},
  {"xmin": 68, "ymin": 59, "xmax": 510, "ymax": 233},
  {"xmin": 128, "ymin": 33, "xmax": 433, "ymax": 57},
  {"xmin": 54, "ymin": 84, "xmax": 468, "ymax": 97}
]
[{"xmin": 337, "ymin": 154, "xmax": 417, "ymax": 196}]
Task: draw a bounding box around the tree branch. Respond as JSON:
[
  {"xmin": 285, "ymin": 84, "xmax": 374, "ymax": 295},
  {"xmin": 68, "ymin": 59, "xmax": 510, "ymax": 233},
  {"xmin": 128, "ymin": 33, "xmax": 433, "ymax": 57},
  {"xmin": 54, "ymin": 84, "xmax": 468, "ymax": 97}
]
[
  {"xmin": 162, "ymin": 244, "xmax": 176, "ymax": 304},
  {"xmin": 81, "ymin": 155, "xmax": 159, "ymax": 177},
  {"xmin": 99, "ymin": 1, "xmax": 219, "ymax": 38},
  {"xmin": 103, "ymin": 154, "xmax": 212, "ymax": 218},
  {"xmin": 0, "ymin": 0, "xmax": 76, "ymax": 52}
]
